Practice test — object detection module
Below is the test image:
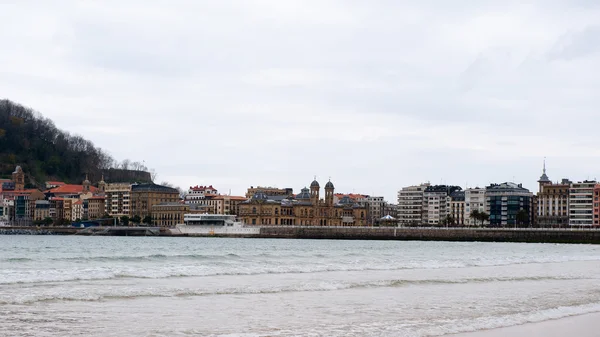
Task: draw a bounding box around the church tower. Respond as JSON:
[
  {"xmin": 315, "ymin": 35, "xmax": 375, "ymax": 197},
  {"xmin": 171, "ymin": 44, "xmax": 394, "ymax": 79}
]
[
  {"xmin": 310, "ymin": 177, "xmax": 320, "ymax": 204},
  {"xmin": 98, "ymin": 174, "xmax": 106, "ymax": 193},
  {"xmin": 537, "ymin": 158, "xmax": 551, "ymax": 193},
  {"xmin": 325, "ymin": 179, "xmax": 334, "ymax": 207},
  {"xmin": 83, "ymin": 174, "xmax": 91, "ymax": 192},
  {"xmin": 12, "ymin": 166, "xmax": 25, "ymax": 191}
]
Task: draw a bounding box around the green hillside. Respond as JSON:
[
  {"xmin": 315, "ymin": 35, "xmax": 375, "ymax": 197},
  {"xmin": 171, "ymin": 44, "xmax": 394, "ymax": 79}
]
[{"xmin": 0, "ymin": 99, "xmax": 149, "ymax": 187}]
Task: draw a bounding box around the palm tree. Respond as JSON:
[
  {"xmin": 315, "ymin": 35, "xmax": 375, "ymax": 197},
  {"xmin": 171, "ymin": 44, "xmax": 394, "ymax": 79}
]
[
  {"xmin": 478, "ymin": 212, "xmax": 490, "ymax": 227},
  {"xmin": 470, "ymin": 210, "xmax": 480, "ymax": 226}
]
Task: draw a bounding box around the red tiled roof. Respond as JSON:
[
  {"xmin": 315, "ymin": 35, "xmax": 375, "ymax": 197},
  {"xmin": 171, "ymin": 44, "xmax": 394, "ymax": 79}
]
[
  {"xmin": 48, "ymin": 184, "xmax": 98, "ymax": 194},
  {"xmin": 46, "ymin": 181, "xmax": 66, "ymax": 185},
  {"xmin": 88, "ymin": 196, "xmax": 105, "ymax": 200}
]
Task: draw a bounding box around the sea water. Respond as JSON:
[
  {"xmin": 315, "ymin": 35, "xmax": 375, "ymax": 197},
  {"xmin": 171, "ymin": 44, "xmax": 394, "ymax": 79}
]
[{"xmin": 1, "ymin": 236, "xmax": 599, "ymax": 336}]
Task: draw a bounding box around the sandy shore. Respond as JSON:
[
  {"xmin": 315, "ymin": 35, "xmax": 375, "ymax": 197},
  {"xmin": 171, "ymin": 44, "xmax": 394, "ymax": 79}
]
[{"xmin": 453, "ymin": 312, "xmax": 600, "ymax": 337}]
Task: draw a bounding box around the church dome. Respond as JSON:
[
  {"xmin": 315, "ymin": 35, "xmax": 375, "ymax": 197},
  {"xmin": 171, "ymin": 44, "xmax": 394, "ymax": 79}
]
[
  {"xmin": 310, "ymin": 179, "xmax": 320, "ymax": 188},
  {"xmin": 325, "ymin": 181, "xmax": 334, "ymax": 189}
]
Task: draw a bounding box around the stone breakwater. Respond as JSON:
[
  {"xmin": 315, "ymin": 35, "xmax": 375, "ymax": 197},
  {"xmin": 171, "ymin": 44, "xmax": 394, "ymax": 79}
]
[
  {"xmin": 257, "ymin": 227, "xmax": 600, "ymax": 244},
  {"xmin": 2, "ymin": 226, "xmax": 600, "ymax": 244}
]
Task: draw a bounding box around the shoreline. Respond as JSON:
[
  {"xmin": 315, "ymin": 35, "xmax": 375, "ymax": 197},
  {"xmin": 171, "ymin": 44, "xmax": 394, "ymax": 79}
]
[
  {"xmin": 452, "ymin": 312, "xmax": 600, "ymax": 337},
  {"xmin": 2, "ymin": 226, "xmax": 600, "ymax": 244}
]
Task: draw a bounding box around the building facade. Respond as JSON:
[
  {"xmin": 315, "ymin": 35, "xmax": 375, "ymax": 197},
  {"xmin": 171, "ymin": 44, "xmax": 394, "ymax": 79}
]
[
  {"xmin": 366, "ymin": 196, "xmax": 385, "ymax": 225},
  {"xmin": 152, "ymin": 203, "xmax": 189, "ymax": 227},
  {"xmin": 185, "ymin": 185, "xmax": 218, "ymax": 204},
  {"xmin": 397, "ymin": 183, "xmax": 429, "ymax": 226},
  {"xmin": 104, "ymin": 183, "xmax": 132, "ymax": 217},
  {"xmin": 449, "ymin": 191, "xmax": 465, "ymax": 225},
  {"xmin": 465, "ymin": 188, "xmax": 486, "ymax": 226},
  {"xmin": 245, "ymin": 186, "xmax": 293, "ymax": 199},
  {"xmin": 569, "ymin": 181, "xmax": 596, "ymax": 227},
  {"xmin": 239, "ymin": 179, "xmax": 368, "ymax": 226},
  {"xmin": 593, "ymin": 185, "xmax": 600, "ymax": 226},
  {"xmin": 485, "ymin": 182, "xmax": 533, "ymax": 227},
  {"xmin": 130, "ymin": 183, "xmax": 180, "ymax": 218}
]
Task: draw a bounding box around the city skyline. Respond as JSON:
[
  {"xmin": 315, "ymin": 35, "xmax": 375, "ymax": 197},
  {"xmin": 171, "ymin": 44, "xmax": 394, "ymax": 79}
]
[{"xmin": 2, "ymin": 1, "xmax": 600, "ymax": 203}]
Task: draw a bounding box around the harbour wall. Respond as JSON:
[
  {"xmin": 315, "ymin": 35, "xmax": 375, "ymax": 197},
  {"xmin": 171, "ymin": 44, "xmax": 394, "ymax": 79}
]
[{"xmin": 257, "ymin": 226, "xmax": 600, "ymax": 244}]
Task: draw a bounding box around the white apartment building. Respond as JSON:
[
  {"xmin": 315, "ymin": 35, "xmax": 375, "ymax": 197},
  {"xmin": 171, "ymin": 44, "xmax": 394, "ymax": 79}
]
[
  {"xmin": 105, "ymin": 183, "xmax": 131, "ymax": 217},
  {"xmin": 397, "ymin": 183, "xmax": 430, "ymax": 225},
  {"xmin": 465, "ymin": 188, "xmax": 486, "ymax": 226},
  {"xmin": 569, "ymin": 181, "xmax": 595, "ymax": 226},
  {"xmin": 422, "ymin": 190, "xmax": 448, "ymax": 225}
]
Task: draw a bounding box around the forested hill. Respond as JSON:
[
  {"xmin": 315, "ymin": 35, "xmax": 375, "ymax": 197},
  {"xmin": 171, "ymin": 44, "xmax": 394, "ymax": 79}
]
[{"xmin": 0, "ymin": 99, "xmax": 151, "ymax": 187}]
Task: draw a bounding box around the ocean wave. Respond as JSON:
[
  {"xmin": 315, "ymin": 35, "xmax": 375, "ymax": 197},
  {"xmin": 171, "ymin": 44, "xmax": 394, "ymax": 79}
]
[{"xmin": 0, "ymin": 275, "xmax": 587, "ymax": 305}]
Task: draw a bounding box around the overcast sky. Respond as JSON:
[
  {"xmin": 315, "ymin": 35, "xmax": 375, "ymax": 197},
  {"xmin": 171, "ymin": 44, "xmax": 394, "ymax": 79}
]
[{"xmin": 1, "ymin": 1, "xmax": 600, "ymax": 202}]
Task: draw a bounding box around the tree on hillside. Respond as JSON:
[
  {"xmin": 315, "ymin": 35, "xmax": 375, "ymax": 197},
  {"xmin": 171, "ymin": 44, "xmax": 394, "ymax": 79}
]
[{"xmin": 0, "ymin": 99, "xmax": 154, "ymax": 187}]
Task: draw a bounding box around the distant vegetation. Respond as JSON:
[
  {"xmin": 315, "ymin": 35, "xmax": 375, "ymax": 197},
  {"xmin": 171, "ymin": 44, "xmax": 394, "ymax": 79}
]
[{"xmin": 0, "ymin": 99, "xmax": 154, "ymax": 186}]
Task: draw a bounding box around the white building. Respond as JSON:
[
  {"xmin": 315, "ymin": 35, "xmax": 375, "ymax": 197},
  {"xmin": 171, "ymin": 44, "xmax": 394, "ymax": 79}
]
[
  {"xmin": 185, "ymin": 185, "xmax": 218, "ymax": 204},
  {"xmin": 422, "ymin": 190, "xmax": 449, "ymax": 225},
  {"xmin": 569, "ymin": 181, "xmax": 595, "ymax": 226},
  {"xmin": 465, "ymin": 188, "xmax": 486, "ymax": 226},
  {"xmin": 397, "ymin": 183, "xmax": 429, "ymax": 226}
]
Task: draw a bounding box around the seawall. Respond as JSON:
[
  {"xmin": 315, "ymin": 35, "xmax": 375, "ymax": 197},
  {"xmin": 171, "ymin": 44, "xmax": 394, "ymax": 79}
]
[{"xmin": 257, "ymin": 227, "xmax": 600, "ymax": 244}]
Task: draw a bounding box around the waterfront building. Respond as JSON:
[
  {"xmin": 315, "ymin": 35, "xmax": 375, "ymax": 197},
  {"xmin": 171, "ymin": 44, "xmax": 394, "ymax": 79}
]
[
  {"xmin": 72, "ymin": 200, "xmax": 84, "ymax": 221},
  {"xmin": 465, "ymin": 187, "xmax": 486, "ymax": 226},
  {"xmin": 449, "ymin": 191, "xmax": 465, "ymax": 225},
  {"xmin": 33, "ymin": 200, "xmax": 50, "ymax": 221},
  {"xmin": 239, "ymin": 179, "xmax": 368, "ymax": 226},
  {"xmin": 209, "ymin": 195, "xmax": 248, "ymax": 215},
  {"xmin": 104, "ymin": 183, "xmax": 132, "ymax": 217},
  {"xmin": 185, "ymin": 185, "xmax": 218, "ymax": 204},
  {"xmin": 421, "ymin": 185, "xmax": 461, "ymax": 225},
  {"xmin": 569, "ymin": 181, "xmax": 596, "ymax": 227},
  {"xmin": 130, "ymin": 183, "xmax": 180, "ymax": 218},
  {"xmin": 535, "ymin": 161, "xmax": 570, "ymax": 227},
  {"xmin": 397, "ymin": 183, "xmax": 429, "ymax": 226},
  {"xmin": 152, "ymin": 202, "xmax": 189, "ymax": 227},
  {"xmin": 366, "ymin": 196, "xmax": 385, "ymax": 225},
  {"xmin": 485, "ymin": 182, "xmax": 533, "ymax": 227},
  {"xmin": 593, "ymin": 185, "xmax": 600, "ymax": 226},
  {"xmin": 85, "ymin": 196, "xmax": 106, "ymax": 220}
]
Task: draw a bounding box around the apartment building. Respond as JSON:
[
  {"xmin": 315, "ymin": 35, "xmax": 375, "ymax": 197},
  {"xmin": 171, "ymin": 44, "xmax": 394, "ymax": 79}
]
[
  {"xmin": 397, "ymin": 183, "xmax": 429, "ymax": 226},
  {"xmin": 105, "ymin": 183, "xmax": 132, "ymax": 217},
  {"xmin": 569, "ymin": 181, "xmax": 596, "ymax": 226},
  {"xmin": 485, "ymin": 182, "xmax": 533, "ymax": 227},
  {"xmin": 465, "ymin": 188, "xmax": 486, "ymax": 226}
]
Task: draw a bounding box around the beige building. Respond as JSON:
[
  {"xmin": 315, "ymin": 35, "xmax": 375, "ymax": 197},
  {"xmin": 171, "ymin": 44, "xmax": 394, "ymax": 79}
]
[
  {"xmin": 105, "ymin": 183, "xmax": 132, "ymax": 217},
  {"xmin": 239, "ymin": 179, "xmax": 368, "ymax": 226},
  {"xmin": 536, "ymin": 164, "xmax": 570, "ymax": 227},
  {"xmin": 86, "ymin": 196, "xmax": 106, "ymax": 220},
  {"xmin": 130, "ymin": 183, "xmax": 180, "ymax": 218},
  {"xmin": 152, "ymin": 203, "xmax": 189, "ymax": 227}
]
